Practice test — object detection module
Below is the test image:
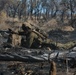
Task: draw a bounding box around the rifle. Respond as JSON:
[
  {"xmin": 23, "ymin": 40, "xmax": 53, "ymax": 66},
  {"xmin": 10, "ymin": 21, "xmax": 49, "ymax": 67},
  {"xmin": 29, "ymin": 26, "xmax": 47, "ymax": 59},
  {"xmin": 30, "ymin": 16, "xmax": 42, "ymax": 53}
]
[
  {"xmin": 0, "ymin": 29, "xmax": 17, "ymax": 37},
  {"xmin": 0, "ymin": 30, "xmax": 9, "ymax": 33},
  {"xmin": 32, "ymin": 30, "xmax": 46, "ymax": 40},
  {"xmin": 30, "ymin": 24, "xmax": 48, "ymax": 39}
]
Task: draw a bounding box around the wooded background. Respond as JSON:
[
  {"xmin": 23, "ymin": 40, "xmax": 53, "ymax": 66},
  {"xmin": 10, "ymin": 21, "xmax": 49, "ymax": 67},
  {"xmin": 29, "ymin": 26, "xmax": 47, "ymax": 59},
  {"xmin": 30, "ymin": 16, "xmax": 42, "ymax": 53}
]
[{"xmin": 0, "ymin": 0, "xmax": 76, "ymax": 24}]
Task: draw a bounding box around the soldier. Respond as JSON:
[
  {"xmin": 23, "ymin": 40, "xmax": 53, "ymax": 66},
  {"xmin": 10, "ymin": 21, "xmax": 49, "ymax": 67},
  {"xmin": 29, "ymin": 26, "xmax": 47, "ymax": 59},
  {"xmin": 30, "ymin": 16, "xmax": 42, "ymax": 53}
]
[
  {"xmin": 7, "ymin": 27, "xmax": 21, "ymax": 47},
  {"xmin": 19, "ymin": 24, "xmax": 43, "ymax": 48},
  {"xmin": 7, "ymin": 23, "xmax": 58, "ymax": 49},
  {"xmin": 18, "ymin": 23, "xmax": 58, "ymax": 49},
  {"xmin": 12, "ymin": 28, "xmax": 21, "ymax": 47}
]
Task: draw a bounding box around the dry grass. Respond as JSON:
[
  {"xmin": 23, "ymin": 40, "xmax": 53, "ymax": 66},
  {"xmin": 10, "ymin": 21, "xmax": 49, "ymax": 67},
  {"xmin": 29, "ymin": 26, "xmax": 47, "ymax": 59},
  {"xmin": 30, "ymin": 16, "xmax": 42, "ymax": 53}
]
[
  {"xmin": 0, "ymin": 11, "xmax": 7, "ymax": 23},
  {"xmin": 0, "ymin": 15, "xmax": 75, "ymax": 34},
  {"xmin": 40, "ymin": 19, "xmax": 58, "ymax": 32},
  {"xmin": 0, "ymin": 23, "xmax": 11, "ymax": 30},
  {"xmin": 0, "ymin": 61, "xmax": 75, "ymax": 75},
  {"xmin": 43, "ymin": 19, "xmax": 58, "ymax": 27},
  {"xmin": 61, "ymin": 26, "xmax": 74, "ymax": 31},
  {"xmin": 57, "ymin": 41, "xmax": 76, "ymax": 49}
]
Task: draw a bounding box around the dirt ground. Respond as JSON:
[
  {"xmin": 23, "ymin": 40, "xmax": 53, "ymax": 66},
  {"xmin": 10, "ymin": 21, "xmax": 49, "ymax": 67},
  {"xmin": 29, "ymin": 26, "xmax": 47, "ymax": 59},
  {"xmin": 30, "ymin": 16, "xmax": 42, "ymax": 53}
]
[
  {"xmin": 0, "ymin": 18, "xmax": 76, "ymax": 75},
  {"xmin": 0, "ymin": 61, "xmax": 76, "ymax": 75}
]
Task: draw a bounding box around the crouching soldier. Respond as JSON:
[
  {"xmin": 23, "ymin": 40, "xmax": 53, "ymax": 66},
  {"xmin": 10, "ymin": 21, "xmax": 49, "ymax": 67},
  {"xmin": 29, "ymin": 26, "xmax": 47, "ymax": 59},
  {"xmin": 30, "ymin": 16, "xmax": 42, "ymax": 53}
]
[
  {"xmin": 12, "ymin": 28, "xmax": 21, "ymax": 47},
  {"xmin": 19, "ymin": 24, "xmax": 43, "ymax": 48},
  {"xmin": 18, "ymin": 23, "xmax": 58, "ymax": 49},
  {"xmin": 7, "ymin": 28, "xmax": 21, "ymax": 47}
]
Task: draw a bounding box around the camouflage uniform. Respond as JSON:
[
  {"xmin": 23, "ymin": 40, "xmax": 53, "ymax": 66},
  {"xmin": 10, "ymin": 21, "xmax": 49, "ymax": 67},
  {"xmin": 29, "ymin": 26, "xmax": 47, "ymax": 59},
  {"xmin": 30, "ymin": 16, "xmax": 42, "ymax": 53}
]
[
  {"xmin": 7, "ymin": 29, "xmax": 13, "ymax": 44},
  {"xmin": 19, "ymin": 24, "xmax": 58, "ymax": 49},
  {"xmin": 7, "ymin": 28, "xmax": 21, "ymax": 47},
  {"xmin": 26, "ymin": 31, "xmax": 42, "ymax": 48},
  {"xmin": 12, "ymin": 29, "xmax": 21, "ymax": 47},
  {"xmin": 19, "ymin": 24, "xmax": 42, "ymax": 48}
]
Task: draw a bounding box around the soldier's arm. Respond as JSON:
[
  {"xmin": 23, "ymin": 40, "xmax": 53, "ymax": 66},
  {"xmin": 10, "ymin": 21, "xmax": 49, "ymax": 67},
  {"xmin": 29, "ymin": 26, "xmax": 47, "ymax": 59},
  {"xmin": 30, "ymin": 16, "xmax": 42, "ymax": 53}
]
[
  {"xmin": 18, "ymin": 31, "xmax": 26, "ymax": 35},
  {"xmin": 7, "ymin": 29, "xmax": 18, "ymax": 34}
]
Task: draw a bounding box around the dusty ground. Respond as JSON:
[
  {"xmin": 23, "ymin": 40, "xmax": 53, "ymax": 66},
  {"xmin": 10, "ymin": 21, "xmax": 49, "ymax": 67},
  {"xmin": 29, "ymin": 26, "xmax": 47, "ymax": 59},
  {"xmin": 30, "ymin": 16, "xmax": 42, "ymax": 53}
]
[
  {"xmin": 0, "ymin": 46, "xmax": 76, "ymax": 75},
  {"xmin": 0, "ymin": 17, "xmax": 76, "ymax": 75},
  {"xmin": 0, "ymin": 61, "xmax": 76, "ymax": 75}
]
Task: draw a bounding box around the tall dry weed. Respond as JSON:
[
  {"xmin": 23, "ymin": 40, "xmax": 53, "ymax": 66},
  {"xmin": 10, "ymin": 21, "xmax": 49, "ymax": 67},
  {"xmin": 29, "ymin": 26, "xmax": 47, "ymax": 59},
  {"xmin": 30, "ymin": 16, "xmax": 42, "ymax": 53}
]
[{"xmin": 0, "ymin": 11, "xmax": 7, "ymax": 23}]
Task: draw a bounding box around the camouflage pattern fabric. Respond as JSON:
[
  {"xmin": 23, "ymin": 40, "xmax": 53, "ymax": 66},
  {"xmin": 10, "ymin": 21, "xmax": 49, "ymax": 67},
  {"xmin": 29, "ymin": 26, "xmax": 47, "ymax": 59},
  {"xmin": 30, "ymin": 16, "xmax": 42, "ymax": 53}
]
[
  {"xmin": 7, "ymin": 28, "xmax": 21, "ymax": 47},
  {"xmin": 7, "ymin": 33, "xmax": 12, "ymax": 44},
  {"xmin": 19, "ymin": 23, "xmax": 43, "ymax": 48},
  {"xmin": 25, "ymin": 31, "xmax": 42, "ymax": 48},
  {"xmin": 12, "ymin": 34, "xmax": 21, "ymax": 47}
]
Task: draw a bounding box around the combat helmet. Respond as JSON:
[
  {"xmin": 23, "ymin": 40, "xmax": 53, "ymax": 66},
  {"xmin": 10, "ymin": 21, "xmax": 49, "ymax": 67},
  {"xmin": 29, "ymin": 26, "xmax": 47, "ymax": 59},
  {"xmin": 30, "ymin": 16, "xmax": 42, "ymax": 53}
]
[{"xmin": 23, "ymin": 22, "xmax": 32, "ymax": 29}]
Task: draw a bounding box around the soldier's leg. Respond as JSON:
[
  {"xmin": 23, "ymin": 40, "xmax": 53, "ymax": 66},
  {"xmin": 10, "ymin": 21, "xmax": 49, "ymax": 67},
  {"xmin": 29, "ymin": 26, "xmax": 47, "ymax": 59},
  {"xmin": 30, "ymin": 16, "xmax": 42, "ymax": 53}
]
[{"xmin": 26, "ymin": 32, "xmax": 38, "ymax": 48}]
